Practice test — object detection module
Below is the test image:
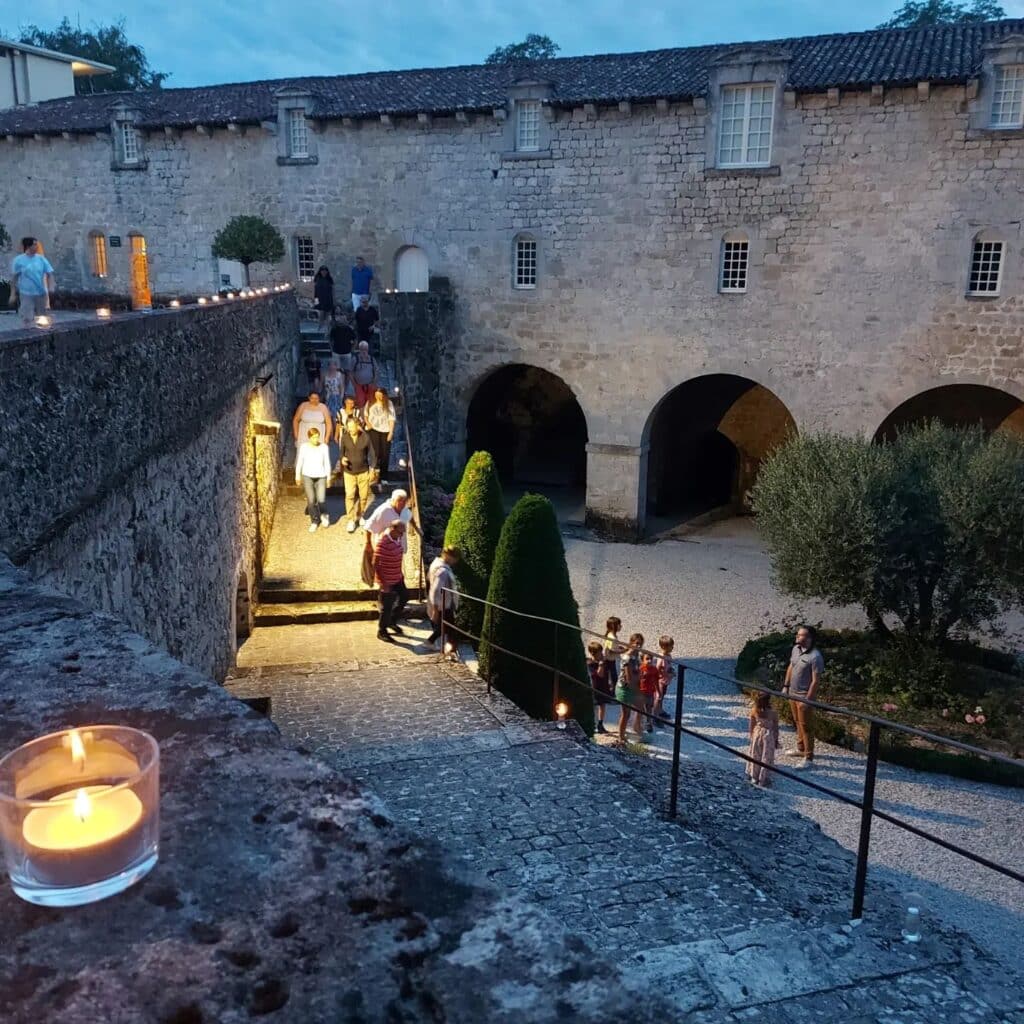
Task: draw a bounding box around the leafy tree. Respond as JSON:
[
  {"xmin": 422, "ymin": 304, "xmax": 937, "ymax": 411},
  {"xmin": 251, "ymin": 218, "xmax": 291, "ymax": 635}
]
[
  {"xmin": 211, "ymin": 216, "xmax": 286, "ymax": 286},
  {"xmin": 443, "ymin": 451, "xmax": 505, "ymax": 640},
  {"xmin": 485, "ymin": 33, "xmax": 560, "ymax": 64},
  {"xmin": 479, "ymin": 494, "xmax": 593, "ymax": 733},
  {"xmin": 751, "ymin": 423, "xmax": 1024, "ymax": 643},
  {"xmin": 877, "ymin": 0, "xmax": 1005, "ymax": 28},
  {"xmin": 15, "ymin": 17, "xmax": 169, "ymax": 93}
]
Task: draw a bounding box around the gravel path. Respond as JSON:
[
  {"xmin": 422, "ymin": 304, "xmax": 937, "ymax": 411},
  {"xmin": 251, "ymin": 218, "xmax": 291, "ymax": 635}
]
[{"xmin": 564, "ymin": 519, "xmax": 1024, "ymax": 972}]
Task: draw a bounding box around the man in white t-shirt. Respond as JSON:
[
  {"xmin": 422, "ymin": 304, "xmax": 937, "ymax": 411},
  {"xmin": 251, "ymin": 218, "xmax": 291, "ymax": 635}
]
[
  {"xmin": 362, "ymin": 489, "xmax": 415, "ymax": 551},
  {"xmin": 10, "ymin": 237, "xmax": 55, "ymax": 325}
]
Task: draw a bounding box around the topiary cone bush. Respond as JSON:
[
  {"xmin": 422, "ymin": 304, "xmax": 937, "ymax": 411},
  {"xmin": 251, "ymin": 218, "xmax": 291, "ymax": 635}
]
[
  {"xmin": 479, "ymin": 493, "xmax": 594, "ymax": 735},
  {"xmin": 442, "ymin": 451, "xmax": 505, "ymax": 640}
]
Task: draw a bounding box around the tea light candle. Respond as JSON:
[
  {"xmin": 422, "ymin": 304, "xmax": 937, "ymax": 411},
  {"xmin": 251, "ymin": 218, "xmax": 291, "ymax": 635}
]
[
  {"xmin": 0, "ymin": 726, "xmax": 159, "ymax": 907},
  {"xmin": 34, "ymin": 315, "xmax": 52, "ymax": 328},
  {"xmin": 198, "ymin": 296, "xmax": 208, "ymax": 305},
  {"xmin": 555, "ymin": 701, "xmax": 569, "ymax": 729},
  {"xmin": 96, "ymin": 307, "xmax": 112, "ymax": 319},
  {"xmin": 169, "ymin": 299, "xmax": 181, "ymax": 308}
]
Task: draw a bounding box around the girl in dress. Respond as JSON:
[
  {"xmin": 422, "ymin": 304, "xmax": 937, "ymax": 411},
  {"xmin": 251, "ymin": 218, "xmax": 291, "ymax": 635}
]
[{"xmin": 746, "ymin": 692, "xmax": 780, "ymax": 788}]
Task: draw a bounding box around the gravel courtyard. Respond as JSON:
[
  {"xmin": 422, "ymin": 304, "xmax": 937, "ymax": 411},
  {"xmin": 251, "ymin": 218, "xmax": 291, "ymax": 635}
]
[{"xmin": 564, "ymin": 518, "xmax": 1024, "ymax": 972}]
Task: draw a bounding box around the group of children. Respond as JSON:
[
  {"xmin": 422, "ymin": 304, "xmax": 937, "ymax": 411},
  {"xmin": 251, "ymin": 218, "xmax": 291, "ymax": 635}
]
[
  {"xmin": 584, "ymin": 616, "xmax": 783, "ymax": 789},
  {"xmin": 586, "ymin": 618, "xmax": 677, "ymax": 742}
]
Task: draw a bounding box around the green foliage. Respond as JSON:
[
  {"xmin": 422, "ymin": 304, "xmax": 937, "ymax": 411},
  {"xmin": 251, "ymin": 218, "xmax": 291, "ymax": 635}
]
[
  {"xmin": 485, "ymin": 33, "xmax": 560, "ymax": 64},
  {"xmin": 211, "ymin": 216, "xmax": 286, "ymax": 285},
  {"xmin": 878, "ymin": 0, "xmax": 1004, "ymax": 28},
  {"xmin": 16, "ymin": 17, "xmax": 169, "ymax": 92},
  {"xmin": 442, "ymin": 452, "xmax": 505, "ymax": 639},
  {"xmin": 752, "ymin": 423, "xmax": 1024, "ymax": 642},
  {"xmin": 479, "ymin": 494, "xmax": 593, "ymax": 734}
]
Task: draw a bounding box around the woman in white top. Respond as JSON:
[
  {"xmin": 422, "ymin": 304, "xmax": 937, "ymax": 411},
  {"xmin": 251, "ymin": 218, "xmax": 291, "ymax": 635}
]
[
  {"xmin": 292, "ymin": 392, "xmax": 332, "ymax": 450},
  {"xmin": 294, "ymin": 426, "xmax": 333, "ymax": 532},
  {"xmin": 364, "ymin": 386, "xmax": 396, "ymax": 492}
]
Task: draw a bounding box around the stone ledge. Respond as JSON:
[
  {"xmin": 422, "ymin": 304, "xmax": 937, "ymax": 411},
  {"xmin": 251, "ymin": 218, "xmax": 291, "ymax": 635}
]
[
  {"xmin": 704, "ymin": 165, "xmax": 782, "ymax": 178},
  {"xmin": 276, "ymin": 154, "xmax": 319, "ymax": 166},
  {"xmin": 0, "ymin": 557, "xmax": 668, "ymax": 1023},
  {"xmin": 500, "ymin": 149, "xmax": 553, "ymax": 161}
]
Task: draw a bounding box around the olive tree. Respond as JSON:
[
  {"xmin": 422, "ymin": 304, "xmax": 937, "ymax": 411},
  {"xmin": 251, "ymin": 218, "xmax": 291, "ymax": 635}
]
[
  {"xmin": 211, "ymin": 216, "xmax": 285, "ymax": 286},
  {"xmin": 752, "ymin": 423, "xmax": 1024, "ymax": 642}
]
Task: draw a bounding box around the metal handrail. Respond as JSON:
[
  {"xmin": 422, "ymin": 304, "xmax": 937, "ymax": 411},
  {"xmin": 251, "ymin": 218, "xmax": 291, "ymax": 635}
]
[{"xmin": 439, "ymin": 586, "xmax": 1024, "ymax": 920}]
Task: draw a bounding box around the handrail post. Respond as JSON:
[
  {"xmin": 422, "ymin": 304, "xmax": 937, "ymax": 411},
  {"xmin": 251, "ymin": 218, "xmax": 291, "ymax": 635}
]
[
  {"xmin": 484, "ymin": 603, "xmax": 492, "ymax": 695},
  {"xmin": 668, "ymin": 666, "xmax": 686, "ymax": 818},
  {"xmin": 439, "ymin": 595, "xmax": 446, "ymax": 661},
  {"xmin": 852, "ymin": 720, "xmax": 881, "ymax": 920},
  {"xmin": 552, "ymin": 621, "xmax": 560, "ymax": 714}
]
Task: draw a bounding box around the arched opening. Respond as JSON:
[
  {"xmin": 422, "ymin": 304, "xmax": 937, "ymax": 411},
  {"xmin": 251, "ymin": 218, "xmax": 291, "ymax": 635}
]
[
  {"xmin": 875, "ymin": 384, "xmax": 1024, "ymax": 442},
  {"xmin": 128, "ymin": 233, "xmax": 152, "ymax": 310},
  {"xmin": 466, "ymin": 365, "xmax": 588, "ymax": 519},
  {"xmin": 235, "ymin": 570, "xmax": 252, "ymax": 648},
  {"xmin": 395, "ymin": 245, "xmax": 429, "ymax": 292},
  {"xmin": 644, "ymin": 374, "xmax": 795, "ymax": 533}
]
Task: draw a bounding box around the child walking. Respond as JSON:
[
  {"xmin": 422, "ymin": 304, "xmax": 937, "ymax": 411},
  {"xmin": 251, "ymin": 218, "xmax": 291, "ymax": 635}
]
[
  {"xmin": 638, "ymin": 653, "xmax": 659, "ymax": 733},
  {"xmin": 746, "ymin": 692, "xmax": 780, "ymax": 788},
  {"xmin": 603, "ymin": 617, "xmax": 623, "ymax": 691},
  {"xmin": 615, "ymin": 633, "xmax": 645, "ymax": 742},
  {"xmin": 653, "ymin": 635, "xmax": 676, "ymax": 726},
  {"xmin": 586, "ymin": 641, "xmax": 613, "ymax": 734}
]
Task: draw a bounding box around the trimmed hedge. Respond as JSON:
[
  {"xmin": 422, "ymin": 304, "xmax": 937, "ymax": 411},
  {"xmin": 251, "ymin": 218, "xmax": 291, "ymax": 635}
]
[
  {"xmin": 443, "ymin": 451, "xmax": 505, "ymax": 640},
  {"xmin": 479, "ymin": 494, "xmax": 594, "ymax": 735}
]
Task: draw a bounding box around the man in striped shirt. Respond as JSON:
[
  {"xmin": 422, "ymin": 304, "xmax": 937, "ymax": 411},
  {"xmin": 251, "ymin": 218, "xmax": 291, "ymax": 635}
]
[{"xmin": 373, "ymin": 520, "xmax": 408, "ymax": 641}]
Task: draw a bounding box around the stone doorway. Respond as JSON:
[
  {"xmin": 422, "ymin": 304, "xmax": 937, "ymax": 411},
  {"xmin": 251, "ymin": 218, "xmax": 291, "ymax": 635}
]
[
  {"xmin": 395, "ymin": 245, "xmax": 429, "ymax": 292},
  {"xmin": 643, "ymin": 374, "xmax": 795, "ymax": 534},
  {"xmin": 466, "ymin": 364, "xmax": 588, "ymax": 521},
  {"xmin": 874, "ymin": 384, "xmax": 1024, "ymax": 442}
]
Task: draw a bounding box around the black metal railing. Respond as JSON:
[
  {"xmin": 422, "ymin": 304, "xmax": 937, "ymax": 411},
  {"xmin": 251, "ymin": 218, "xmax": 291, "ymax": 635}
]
[{"xmin": 439, "ymin": 588, "xmax": 1024, "ymax": 921}]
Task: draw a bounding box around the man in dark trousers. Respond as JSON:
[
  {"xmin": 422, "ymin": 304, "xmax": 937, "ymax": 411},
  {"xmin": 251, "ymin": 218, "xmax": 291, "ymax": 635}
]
[
  {"xmin": 373, "ymin": 519, "xmax": 408, "ymax": 641},
  {"xmin": 354, "ymin": 295, "xmax": 379, "ymax": 345}
]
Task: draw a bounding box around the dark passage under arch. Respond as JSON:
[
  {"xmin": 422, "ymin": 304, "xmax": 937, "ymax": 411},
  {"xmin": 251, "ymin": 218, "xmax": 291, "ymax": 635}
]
[
  {"xmin": 645, "ymin": 374, "xmax": 795, "ymax": 532},
  {"xmin": 874, "ymin": 384, "xmax": 1024, "ymax": 442},
  {"xmin": 466, "ymin": 365, "xmax": 588, "ymax": 511}
]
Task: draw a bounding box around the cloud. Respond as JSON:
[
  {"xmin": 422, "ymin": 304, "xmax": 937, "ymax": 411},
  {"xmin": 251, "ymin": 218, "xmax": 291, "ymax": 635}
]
[{"xmin": 14, "ymin": 0, "xmax": 1024, "ymax": 87}]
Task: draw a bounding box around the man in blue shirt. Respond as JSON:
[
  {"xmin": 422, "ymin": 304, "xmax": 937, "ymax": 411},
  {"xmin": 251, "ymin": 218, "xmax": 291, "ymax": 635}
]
[
  {"xmin": 351, "ymin": 256, "xmax": 373, "ymax": 311},
  {"xmin": 10, "ymin": 237, "xmax": 55, "ymax": 325}
]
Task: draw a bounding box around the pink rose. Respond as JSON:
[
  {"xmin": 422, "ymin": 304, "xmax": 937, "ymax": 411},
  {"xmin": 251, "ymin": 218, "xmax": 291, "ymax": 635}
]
[
  {"xmin": 965, "ymin": 714, "xmax": 975, "ymax": 724},
  {"xmin": 975, "ymin": 714, "xmax": 986, "ymax": 725},
  {"xmin": 881, "ymin": 702, "xmax": 898, "ymax": 712}
]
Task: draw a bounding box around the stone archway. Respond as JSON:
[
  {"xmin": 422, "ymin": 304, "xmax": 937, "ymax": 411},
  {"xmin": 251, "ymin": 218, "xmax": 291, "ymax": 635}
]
[
  {"xmin": 395, "ymin": 245, "xmax": 429, "ymax": 292},
  {"xmin": 874, "ymin": 383, "xmax": 1024, "ymax": 442},
  {"xmin": 466, "ymin": 364, "xmax": 588, "ymax": 516},
  {"xmin": 643, "ymin": 374, "xmax": 795, "ymax": 531}
]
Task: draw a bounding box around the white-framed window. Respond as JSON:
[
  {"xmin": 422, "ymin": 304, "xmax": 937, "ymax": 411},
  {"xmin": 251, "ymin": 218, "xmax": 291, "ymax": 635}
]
[
  {"xmin": 90, "ymin": 232, "xmax": 108, "ymax": 278},
  {"xmin": 295, "ymin": 236, "xmax": 315, "ymax": 281},
  {"xmin": 718, "ymin": 84, "xmax": 774, "ymax": 167},
  {"xmin": 516, "ymin": 100, "xmax": 541, "ymax": 152},
  {"xmin": 120, "ymin": 121, "xmax": 141, "ymax": 163},
  {"xmin": 990, "ymin": 65, "xmax": 1024, "ymax": 128},
  {"xmin": 719, "ymin": 235, "xmax": 749, "ymax": 293},
  {"xmin": 514, "ymin": 235, "xmax": 537, "ymax": 289},
  {"xmin": 288, "ymin": 108, "xmax": 309, "ymax": 157},
  {"xmin": 967, "ymin": 237, "xmax": 1004, "ymax": 295}
]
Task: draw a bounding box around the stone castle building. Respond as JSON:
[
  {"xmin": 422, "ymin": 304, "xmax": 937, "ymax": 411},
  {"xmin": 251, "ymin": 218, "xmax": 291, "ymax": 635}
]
[{"xmin": 3, "ymin": 18, "xmax": 1024, "ymax": 535}]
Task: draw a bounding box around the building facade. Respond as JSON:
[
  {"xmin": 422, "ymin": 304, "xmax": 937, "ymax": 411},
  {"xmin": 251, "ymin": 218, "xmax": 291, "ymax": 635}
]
[{"xmin": 3, "ymin": 20, "xmax": 1024, "ymax": 534}]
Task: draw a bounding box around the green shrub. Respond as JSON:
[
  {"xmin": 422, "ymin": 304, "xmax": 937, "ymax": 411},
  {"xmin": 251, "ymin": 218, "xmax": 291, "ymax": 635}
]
[
  {"xmin": 752, "ymin": 424, "xmax": 1024, "ymax": 643},
  {"xmin": 442, "ymin": 451, "xmax": 505, "ymax": 640},
  {"xmin": 479, "ymin": 494, "xmax": 593, "ymax": 734}
]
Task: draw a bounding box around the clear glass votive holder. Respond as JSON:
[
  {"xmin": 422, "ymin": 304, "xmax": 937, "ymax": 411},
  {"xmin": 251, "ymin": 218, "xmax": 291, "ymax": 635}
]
[{"xmin": 0, "ymin": 726, "xmax": 160, "ymax": 907}]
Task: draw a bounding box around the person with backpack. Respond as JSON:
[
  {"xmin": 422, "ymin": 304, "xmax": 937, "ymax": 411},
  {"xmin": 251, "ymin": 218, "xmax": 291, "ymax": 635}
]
[{"xmin": 350, "ymin": 340, "xmax": 378, "ymax": 408}]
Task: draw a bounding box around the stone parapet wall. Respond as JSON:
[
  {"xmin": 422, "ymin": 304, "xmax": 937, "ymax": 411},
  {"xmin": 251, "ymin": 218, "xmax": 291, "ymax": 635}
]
[
  {"xmin": 0, "ymin": 557, "xmax": 655, "ymax": 1023},
  {"xmin": 0, "ymin": 298, "xmax": 298, "ymax": 679}
]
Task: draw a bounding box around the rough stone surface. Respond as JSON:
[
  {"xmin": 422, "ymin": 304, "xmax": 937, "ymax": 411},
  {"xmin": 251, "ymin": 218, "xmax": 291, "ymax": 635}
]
[
  {"xmin": 0, "ymin": 298, "xmax": 297, "ymax": 680},
  {"xmin": 4, "ymin": 80, "xmax": 1024, "ymax": 530},
  {"xmin": 0, "ymin": 557, "xmax": 669, "ymax": 1024}
]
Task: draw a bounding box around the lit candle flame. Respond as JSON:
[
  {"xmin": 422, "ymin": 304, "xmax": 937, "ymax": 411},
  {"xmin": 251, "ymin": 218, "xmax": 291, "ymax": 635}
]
[
  {"xmin": 69, "ymin": 729, "xmax": 86, "ymax": 768},
  {"xmin": 444, "ymin": 642, "xmax": 454, "ymax": 654},
  {"xmin": 73, "ymin": 788, "xmax": 92, "ymax": 822},
  {"xmin": 555, "ymin": 701, "xmax": 569, "ymax": 719}
]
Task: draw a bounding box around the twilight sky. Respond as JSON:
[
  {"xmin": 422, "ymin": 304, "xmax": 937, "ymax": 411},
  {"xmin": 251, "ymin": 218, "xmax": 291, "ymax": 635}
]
[{"xmin": 10, "ymin": 0, "xmax": 1024, "ymax": 88}]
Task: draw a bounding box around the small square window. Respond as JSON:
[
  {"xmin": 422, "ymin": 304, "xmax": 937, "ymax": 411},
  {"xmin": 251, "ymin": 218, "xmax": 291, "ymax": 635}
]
[
  {"xmin": 967, "ymin": 239, "xmax": 1003, "ymax": 295},
  {"xmin": 120, "ymin": 121, "xmax": 141, "ymax": 163},
  {"xmin": 990, "ymin": 65, "xmax": 1024, "ymax": 128},
  {"xmin": 90, "ymin": 234, "xmax": 108, "ymax": 278},
  {"xmin": 288, "ymin": 108, "xmax": 309, "ymax": 157},
  {"xmin": 720, "ymin": 239, "xmax": 749, "ymax": 293},
  {"xmin": 514, "ymin": 237, "xmax": 537, "ymax": 288},
  {"xmin": 516, "ymin": 100, "xmax": 541, "ymax": 152},
  {"xmin": 295, "ymin": 236, "xmax": 315, "ymax": 281},
  {"xmin": 718, "ymin": 84, "xmax": 774, "ymax": 168}
]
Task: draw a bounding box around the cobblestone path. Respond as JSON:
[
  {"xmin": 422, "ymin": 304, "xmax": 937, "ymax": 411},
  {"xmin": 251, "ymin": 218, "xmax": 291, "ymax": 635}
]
[{"xmin": 227, "ymin": 629, "xmax": 1024, "ymax": 1022}]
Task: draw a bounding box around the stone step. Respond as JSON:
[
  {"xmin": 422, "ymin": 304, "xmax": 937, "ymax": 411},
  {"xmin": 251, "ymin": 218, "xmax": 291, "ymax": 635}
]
[
  {"xmin": 254, "ymin": 601, "xmax": 380, "ymax": 626},
  {"xmin": 259, "ymin": 582, "xmax": 425, "ymax": 602}
]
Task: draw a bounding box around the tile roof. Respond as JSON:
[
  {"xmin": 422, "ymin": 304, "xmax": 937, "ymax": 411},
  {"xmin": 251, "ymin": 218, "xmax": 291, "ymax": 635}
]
[{"xmin": 1, "ymin": 18, "xmax": 1022, "ymax": 137}]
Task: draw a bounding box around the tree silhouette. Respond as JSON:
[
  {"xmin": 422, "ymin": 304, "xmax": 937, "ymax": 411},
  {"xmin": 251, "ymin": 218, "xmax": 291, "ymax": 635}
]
[
  {"xmin": 878, "ymin": 0, "xmax": 1005, "ymax": 28},
  {"xmin": 486, "ymin": 34, "xmax": 560, "ymax": 64},
  {"xmin": 211, "ymin": 216, "xmax": 286, "ymax": 286}
]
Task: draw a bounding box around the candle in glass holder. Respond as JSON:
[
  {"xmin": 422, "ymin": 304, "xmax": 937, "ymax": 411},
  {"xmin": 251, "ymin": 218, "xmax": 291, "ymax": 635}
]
[
  {"xmin": 169, "ymin": 299, "xmax": 181, "ymax": 308},
  {"xmin": 34, "ymin": 315, "xmax": 52, "ymax": 328},
  {"xmin": 0, "ymin": 726, "xmax": 159, "ymax": 907},
  {"xmin": 555, "ymin": 701, "xmax": 569, "ymax": 729},
  {"xmin": 96, "ymin": 307, "xmax": 112, "ymax": 319},
  {"xmin": 198, "ymin": 297, "xmax": 208, "ymax": 305}
]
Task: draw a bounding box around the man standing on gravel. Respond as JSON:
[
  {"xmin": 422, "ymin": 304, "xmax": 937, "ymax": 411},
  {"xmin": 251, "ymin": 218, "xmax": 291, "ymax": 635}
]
[{"xmin": 782, "ymin": 625, "xmax": 823, "ymax": 769}]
